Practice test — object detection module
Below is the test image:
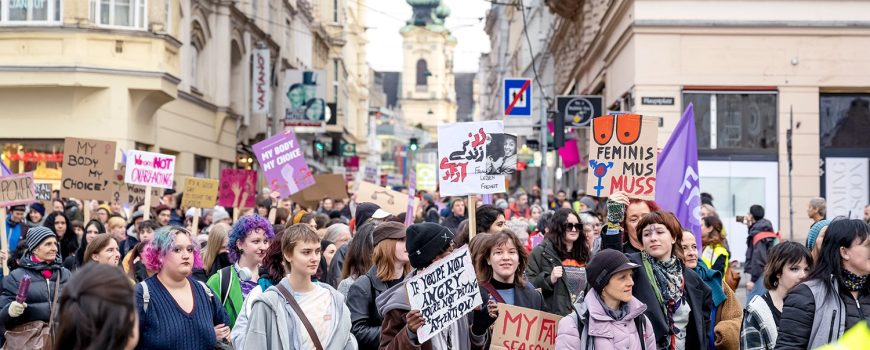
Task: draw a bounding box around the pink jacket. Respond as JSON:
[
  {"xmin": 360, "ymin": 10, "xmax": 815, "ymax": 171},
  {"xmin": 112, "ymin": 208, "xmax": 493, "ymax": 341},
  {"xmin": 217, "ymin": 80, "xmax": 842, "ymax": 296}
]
[{"xmin": 555, "ymin": 289, "xmax": 656, "ymax": 350}]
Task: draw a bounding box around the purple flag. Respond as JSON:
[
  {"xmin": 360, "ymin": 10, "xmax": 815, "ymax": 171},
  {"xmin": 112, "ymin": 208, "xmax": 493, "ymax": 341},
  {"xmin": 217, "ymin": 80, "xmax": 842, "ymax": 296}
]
[
  {"xmin": 655, "ymin": 103, "xmax": 702, "ymax": 250},
  {"xmin": 0, "ymin": 161, "xmax": 11, "ymax": 177}
]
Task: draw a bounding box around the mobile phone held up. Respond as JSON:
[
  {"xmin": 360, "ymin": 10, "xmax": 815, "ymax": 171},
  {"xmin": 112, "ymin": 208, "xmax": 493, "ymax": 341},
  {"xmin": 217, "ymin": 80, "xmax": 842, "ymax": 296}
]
[{"xmin": 736, "ymin": 215, "xmax": 745, "ymax": 223}]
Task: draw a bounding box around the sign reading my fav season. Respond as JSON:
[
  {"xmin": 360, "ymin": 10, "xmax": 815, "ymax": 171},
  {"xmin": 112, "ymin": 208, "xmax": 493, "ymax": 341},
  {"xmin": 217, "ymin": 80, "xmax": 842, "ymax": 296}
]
[{"xmin": 124, "ymin": 150, "xmax": 176, "ymax": 189}]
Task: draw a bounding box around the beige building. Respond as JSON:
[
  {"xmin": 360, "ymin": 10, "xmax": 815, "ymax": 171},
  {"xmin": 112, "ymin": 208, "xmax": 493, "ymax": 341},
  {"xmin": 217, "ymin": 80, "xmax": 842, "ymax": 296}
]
[
  {"xmin": 0, "ymin": 0, "xmax": 371, "ymax": 191},
  {"xmin": 542, "ymin": 0, "xmax": 870, "ymax": 257}
]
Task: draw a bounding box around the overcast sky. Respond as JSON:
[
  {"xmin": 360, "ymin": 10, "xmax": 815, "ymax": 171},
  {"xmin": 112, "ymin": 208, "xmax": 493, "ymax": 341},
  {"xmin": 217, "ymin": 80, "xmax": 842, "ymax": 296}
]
[{"xmin": 364, "ymin": 0, "xmax": 491, "ymax": 73}]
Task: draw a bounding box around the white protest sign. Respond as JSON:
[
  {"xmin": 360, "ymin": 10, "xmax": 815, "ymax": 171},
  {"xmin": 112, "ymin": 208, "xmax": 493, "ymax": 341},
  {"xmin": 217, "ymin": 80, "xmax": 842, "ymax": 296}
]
[
  {"xmin": 124, "ymin": 150, "xmax": 176, "ymax": 189},
  {"xmin": 406, "ymin": 245, "xmax": 482, "ymax": 343},
  {"xmin": 437, "ymin": 121, "xmax": 506, "ymax": 196}
]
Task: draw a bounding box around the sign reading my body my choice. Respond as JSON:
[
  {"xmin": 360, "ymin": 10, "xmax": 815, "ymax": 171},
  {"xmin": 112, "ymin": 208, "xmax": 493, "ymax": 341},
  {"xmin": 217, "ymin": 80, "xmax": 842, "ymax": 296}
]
[
  {"xmin": 252, "ymin": 130, "xmax": 315, "ymax": 197},
  {"xmin": 61, "ymin": 137, "xmax": 116, "ymax": 201},
  {"xmin": 124, "ymin": 150, "xmax": 176, "ymax": 189}
]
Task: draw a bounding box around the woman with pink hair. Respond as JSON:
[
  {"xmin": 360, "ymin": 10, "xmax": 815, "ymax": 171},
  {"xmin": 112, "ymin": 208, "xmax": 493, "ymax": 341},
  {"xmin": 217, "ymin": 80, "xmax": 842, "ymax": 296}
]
[{"xmin": 135, "ymin": 226, "xmax": 230, "ymax": 350}]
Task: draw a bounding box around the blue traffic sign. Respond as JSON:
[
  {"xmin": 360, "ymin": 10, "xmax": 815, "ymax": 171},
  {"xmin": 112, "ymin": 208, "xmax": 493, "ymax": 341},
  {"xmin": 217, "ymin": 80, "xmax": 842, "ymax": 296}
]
[{"xmin": 503, "ymin": 78, "xmax": 532, "ymax": 117}]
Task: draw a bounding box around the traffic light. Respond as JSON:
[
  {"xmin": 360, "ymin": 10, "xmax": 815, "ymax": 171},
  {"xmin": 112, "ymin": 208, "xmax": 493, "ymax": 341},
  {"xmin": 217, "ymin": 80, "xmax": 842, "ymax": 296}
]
[
  {"xmin": 409, "ymin": 137, "xmax": 419, "ymax": 151},
  {"xmin": 553, "ymin": 110, "xmax": 565, "ymax": 149},
  {"xmin": 314, "ymin": 141, "xmax": 325, "ymax": 151}
]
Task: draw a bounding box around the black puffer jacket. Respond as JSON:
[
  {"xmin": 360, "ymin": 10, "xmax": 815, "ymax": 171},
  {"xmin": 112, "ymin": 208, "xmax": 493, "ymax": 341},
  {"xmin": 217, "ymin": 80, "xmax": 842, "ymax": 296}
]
[
  {"xmin": 0, "ymin": 254, "xmax": 71, "ymax": 329},
  {"xmin": 347, "ymin": 266, "xmax": 403, "ymax": 349},
  {"xmin": 776, "ymin": 278, "xmax": 870, "ymax": 348}
]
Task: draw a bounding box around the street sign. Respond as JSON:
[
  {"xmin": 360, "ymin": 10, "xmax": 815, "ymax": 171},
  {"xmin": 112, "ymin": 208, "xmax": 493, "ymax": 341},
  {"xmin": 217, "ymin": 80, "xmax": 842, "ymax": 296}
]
[
  {"xmin": 503, "ymin": 78, "xmax": 532, "ymax": 117},
  {"xmin": 556, "ymin": 95, "xmax": 602, "ymax": 127},
  {"xmin": 341, "ymin": 143, "xmax": 356, "ymax": 157}
]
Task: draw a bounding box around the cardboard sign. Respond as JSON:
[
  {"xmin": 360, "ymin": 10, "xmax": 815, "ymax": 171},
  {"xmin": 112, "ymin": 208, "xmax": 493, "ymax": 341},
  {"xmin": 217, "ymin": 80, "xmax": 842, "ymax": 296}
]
[
  {"xmin": 415, "ymin": 163, "xmax": 437, "ymax": 192},
  {"xmin": 61, "ymin": 137, "xmax": 116, "ymax": 201},
  {"xmin": 490, "ymin": 304, "xmax": 562, "ymax": 350},
  {"xmin": 110, "ymin": 170, "xmax": 162, "ymax": 207},
  {"xmin": 485, "ymin": 134, "xmax": 518, "ymax": 175},
  {"xmin": 124, "ymin": 150, "xmax": 176, "ymax": 189},
  {"xmin": 586, "ymin": 114, "xmax": 658, "ymax": 200},
  {"xmin": 0, "ymin": 173, "xmax": 36, "ymax": 207},
  {"xmin": 289, "ymin": 174, "xmax": 348, "ymax": 210},
  {"xmin": 218, "ymin": 169, "xmax": 257, "ymax": 208},
  {"xmin": 182, "ymin": 177, "xmax": 219, "ymax": 208},
  {"xmin": 34, "ymin": 183, "xmax": 52, "ymax": 201},
  {"xmin": 357, "ymin": 181, "xmax": 419, "ymax": 216},
  {"xmin": 406, "ymin": 245, "xmax": 482, "ymax": 343},
  {"xmin": 437, "ymin": 121, "xmax": 507, "ymax": 196},
  {"xmin": 252, "ymin": 130, "xmax": 315, "ymax": 197}
]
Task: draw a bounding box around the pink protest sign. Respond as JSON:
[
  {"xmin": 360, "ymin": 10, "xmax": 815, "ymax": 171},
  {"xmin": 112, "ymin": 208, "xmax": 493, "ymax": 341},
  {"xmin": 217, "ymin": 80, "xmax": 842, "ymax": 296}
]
[
  {"xmin": 218, "ymin": 169, "xmax": 257, "ymax": 208},
  {"xmin": 251, "ymin": 130, "xmax": 315, "ymax": 197},
  {"xmin": 124, "ymin": 150, "xmax": 176, "ymax": 189}
]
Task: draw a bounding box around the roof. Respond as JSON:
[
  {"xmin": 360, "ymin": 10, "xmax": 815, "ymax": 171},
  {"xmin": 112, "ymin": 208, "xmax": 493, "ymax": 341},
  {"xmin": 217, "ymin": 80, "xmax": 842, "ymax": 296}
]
[{"xmin": 455, "ymin": 73, "xmax": 476, "ymax": 122}]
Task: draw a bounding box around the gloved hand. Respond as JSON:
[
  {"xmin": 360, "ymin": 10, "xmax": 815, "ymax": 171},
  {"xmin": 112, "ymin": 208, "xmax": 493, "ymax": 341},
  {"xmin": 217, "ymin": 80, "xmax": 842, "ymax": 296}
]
[
  {"xmin": 9, "ymin": 301, "xmax": 26, "ymax": 318},
  {"xmin": 606, "ymin": 199, "xmax": 627, "ymax": 226}
]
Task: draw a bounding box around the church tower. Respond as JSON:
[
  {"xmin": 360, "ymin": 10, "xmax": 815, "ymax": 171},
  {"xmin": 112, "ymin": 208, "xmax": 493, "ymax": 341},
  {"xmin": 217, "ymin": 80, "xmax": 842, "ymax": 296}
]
[{"xmin": 399, "ymin": 0, "xmax": 458, "ymax": 131}]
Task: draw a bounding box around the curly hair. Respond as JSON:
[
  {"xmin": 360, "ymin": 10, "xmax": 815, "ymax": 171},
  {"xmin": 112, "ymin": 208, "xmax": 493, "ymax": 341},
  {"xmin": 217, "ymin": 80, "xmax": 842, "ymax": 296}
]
[
  {"xmin": 142, "ymin": 226, "xmax": 203, "ymax": 272},
  {"xmin": 228, "ymin": 215, "xmax": 275, "ymax": 263}
]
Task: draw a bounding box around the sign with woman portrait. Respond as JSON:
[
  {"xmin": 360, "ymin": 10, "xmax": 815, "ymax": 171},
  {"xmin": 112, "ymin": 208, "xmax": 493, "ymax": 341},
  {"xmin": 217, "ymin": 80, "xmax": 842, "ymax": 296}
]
[{"xmin": 283, "ymin": 70, "xmax": 329, "ymax": 127}]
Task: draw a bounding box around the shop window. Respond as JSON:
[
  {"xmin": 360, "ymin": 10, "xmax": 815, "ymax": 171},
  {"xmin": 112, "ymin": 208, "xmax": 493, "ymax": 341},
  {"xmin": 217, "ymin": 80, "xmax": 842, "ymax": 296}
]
[
  {"xmin": 820, "ymin": 94, "xmax": 870, "ymax": 149},
  {"xmin": 91, "ymin": 0, "xmax": 147, "ymax": 29},
  {"xmin": 683, "ymin": 92, "xmax": 778, "ymax": 153},
  {"xmin": 1, "ymin": 0, "xmax": 61, "ymax": 24},
  {"xmin": 194, "ymin": 155, "xmax": 210, "ymax": 178},
  {"xmin": 1, "ymin": 140, "xmax": 63, "ymax": 179}
]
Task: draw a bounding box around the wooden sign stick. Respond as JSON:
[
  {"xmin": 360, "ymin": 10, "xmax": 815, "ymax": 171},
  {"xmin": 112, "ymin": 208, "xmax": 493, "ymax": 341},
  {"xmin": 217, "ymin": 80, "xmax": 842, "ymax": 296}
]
[
  {"xmin": 83, "ymin": 200, "xmax": 91, "ymax": 224},
  {"xmin": 468, "ymin": 195, "xmax": 477, "ymax": 242},
  {"xmin": 143, "ymin": 185, "xmax": 152, "ymax": 221},
  {"xmin": 0, "ymin": 208, "xmax": 8, "ymax": 275},
  {"xmin": 191, "ymin": 208, "xmax": 200, "ymax": 234}
]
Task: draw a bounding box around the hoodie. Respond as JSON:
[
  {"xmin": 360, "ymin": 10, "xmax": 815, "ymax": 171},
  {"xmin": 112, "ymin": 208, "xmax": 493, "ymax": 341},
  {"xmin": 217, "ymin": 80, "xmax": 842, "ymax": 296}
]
[{"xmin": 239, "ymin": 279, "xmax": 356, "ymax": 350}]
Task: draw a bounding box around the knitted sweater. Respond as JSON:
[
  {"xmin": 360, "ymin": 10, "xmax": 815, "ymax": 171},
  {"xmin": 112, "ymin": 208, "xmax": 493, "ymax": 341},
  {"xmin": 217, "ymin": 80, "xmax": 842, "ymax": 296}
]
[{"xmin": 135, "ymin": 276, "xmax": 230, "ymax": 350}]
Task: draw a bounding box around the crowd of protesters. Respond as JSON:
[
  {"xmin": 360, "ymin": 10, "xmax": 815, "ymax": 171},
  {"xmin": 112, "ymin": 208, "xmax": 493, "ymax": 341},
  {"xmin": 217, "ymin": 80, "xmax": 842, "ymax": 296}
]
[{"xmin": 2, "ymin": 186, "xmax": 869, "ymax": 349}]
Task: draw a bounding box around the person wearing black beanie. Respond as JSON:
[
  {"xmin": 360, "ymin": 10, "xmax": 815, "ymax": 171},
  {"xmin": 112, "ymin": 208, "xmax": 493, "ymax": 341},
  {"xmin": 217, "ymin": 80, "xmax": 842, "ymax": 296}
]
[{"xmin": 377, "ymin": 222, "xmax": 486, "ymax": 349}]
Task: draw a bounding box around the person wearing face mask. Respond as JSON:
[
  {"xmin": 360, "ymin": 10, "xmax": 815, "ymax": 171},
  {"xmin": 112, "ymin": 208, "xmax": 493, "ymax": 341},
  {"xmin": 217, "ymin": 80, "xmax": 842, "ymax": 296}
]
[
  {"xmin": 207, "ymin": 215, "xmax": 274, "ymax": 328},
  {"xmin": 740, "ymin": 242, "xmax": 812, "ymax": 350},
  {"xmin": 776, "ymin": 219, "xmax": 870, "ymax": 348},
  {"xmin": 605, "ymin": 202, "xmax": 712, "ymax": 349},
  {"xmin": 471, "ymin": 230, "xmax": 544, "ymax": 347},
  {"xmin": 680, "ymin": 231, "xmax": 742, "ymax": 350},
  {"xmin": 347, "ymin": 222, "xmax": 411, "ymax": 348},
  {"xmin": 555, "ymin": 249, "xmax": 655, "ymax": 350},
  {"xmin": 527, "ymin": 208, "xmax": 592, "ymax": 316},
  {"xmin": 241, "ymin": 224, "xmax": 356, "ymax": 349}
]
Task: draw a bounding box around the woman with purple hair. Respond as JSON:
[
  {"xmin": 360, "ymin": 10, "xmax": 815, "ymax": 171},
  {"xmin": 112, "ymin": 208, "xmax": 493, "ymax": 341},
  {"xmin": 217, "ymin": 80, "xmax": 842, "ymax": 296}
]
[
  {"xmin": 206, "ymin": 215, "xmax": 274, "ymax": 328},
  {"xmin": 135, "ymin": 226, "xmax": 230, "ymax": 350}
]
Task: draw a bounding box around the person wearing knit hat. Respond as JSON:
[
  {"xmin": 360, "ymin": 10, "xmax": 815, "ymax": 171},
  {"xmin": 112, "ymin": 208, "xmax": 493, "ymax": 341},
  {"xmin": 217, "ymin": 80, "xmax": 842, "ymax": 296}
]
[
  {"xmin": 96, "ymin": 204, "xmax": 112, "ymax": 224},
  {"xmin": 807, "ymin": 219, "xmax": 831, "ymax": 260},
  {"xmin": 555, "ymin": 249, "xmax": 655, "ymax": 349},
  {"xmin": 25, "ymin": 202, "xmax": 45, "ymax": 228},
  {"xmin": 378, "ymin": 222, "xmax": 486, "ymax": 349},
  {"xmin": 212, "ymin": 207, "xmax": 231, "ymax": 225},
  {"xmin": 347, "ymin": 221, "xmax": 411, "ymax": 348},
  {"xmin": 2, "ymin": 226, "xmax": 71, "ymax": 327}
]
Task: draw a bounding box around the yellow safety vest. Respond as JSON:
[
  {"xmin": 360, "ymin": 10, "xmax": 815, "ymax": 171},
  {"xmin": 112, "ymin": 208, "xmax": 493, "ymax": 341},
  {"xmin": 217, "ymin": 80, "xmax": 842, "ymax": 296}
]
[{"xmin": 702, "ymin": 244, "xmax": 729, "ymax": 276}]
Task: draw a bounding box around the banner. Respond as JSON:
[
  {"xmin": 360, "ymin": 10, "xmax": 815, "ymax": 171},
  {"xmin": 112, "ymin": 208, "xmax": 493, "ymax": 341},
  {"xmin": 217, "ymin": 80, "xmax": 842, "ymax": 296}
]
[
  {"xmin": 182, "ymin": 177, "xmax": 219, "ymax": 208},
  {"xmin": 415, "ymin": 163, "xmax": 437, "ymax": 192},
  {"xmin": 357, "ymin": 181, "xmax": 419, "ymax": 216},
  {"xmin": 437, "ymin": 121, "xmax": 506, "ymax": 196},
  {"xmin": 124, "ymin": 150, "xmax": 176, "ymax": 189},
  {"xmin": 62, "ymin": 137, "xmax": 116, "ymax": 201},
  {"xmin": 656, "ymin": 104, "xmax": 702, "ymax": 245},
  {"xmin": 406, "ymin": 245, "xmax": 482, "ymax": 343},
  {"xmin": 34, "ymin": 183, "xmax": 52, "ymax": 201},
  {"xmin": 490, "ymin": 304, "xmax": 561, "ymax": 350},
  {"xmin": 284, "ymin": 70, "xmax": 328, "ymax": 127},
  {"xmin": 0, "ymin": 173, "xmax": 36, "ymax": 207},
  {"xmin": 251, "ymin": 47, "xmax": 271, "ymax": 114},
  {"xmin": 218, "ymin": 169, "xmax": 257, "ymax": 208},
  {"xmin": 586, "ymin": 114, "xmax": 658, "ymax": 200},
  {"xmin": 252, "ymin": 130, "xmax": 315, "ymax": 197}
]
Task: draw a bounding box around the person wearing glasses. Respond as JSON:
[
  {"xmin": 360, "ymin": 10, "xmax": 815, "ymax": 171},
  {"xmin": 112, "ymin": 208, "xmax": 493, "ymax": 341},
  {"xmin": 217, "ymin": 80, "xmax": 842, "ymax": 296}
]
[{"xmin": 526, "ymin": 208, "xmax": 592, "ymax": 316}]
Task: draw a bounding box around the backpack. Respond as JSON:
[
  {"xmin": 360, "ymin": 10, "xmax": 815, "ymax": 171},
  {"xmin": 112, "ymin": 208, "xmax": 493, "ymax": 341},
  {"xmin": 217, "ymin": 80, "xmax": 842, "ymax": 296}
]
[
  {"xmin": 574, "ymin": 307, "xmax": 647, "ymax": 350},
  {"xmin": 140, "ymin": 279, "xmax": 214, "ymax": 313}
]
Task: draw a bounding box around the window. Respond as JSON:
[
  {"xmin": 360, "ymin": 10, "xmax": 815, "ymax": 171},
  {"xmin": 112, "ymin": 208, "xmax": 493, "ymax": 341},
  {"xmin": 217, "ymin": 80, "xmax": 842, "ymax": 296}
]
[
  {"xmin": 163, "ymin": 0, "xmax": 170, "ymax": 34},
  {"xmin": 683, "ymin": 92, "xmax": 778, "ymax": 152},
  {"xmin": 1, "ymin": 0, "xmax": 61, "ymax": 24},
  {"xmin": 333, "ymin": 0, "xmax": 339, "ymax": 23},
  {"xmin": 92, "ymin": 0, "xmax": 147, "ymax": 29},
  {"xmin": 333, "ymin": 59, "xmax": 340, "ymax": 105},
  {"xmin": 820, "ymin": 94, "xmax": 870, "ymax": 149},
  {"xmin": 194, "ymin": 155, "xmax": 210, "ymax": 178},
  {"xmin": 416, "ymin": 59, "xmax": 428, "ymax": 87},
  {"xmin": 190, "ymin": 46, "xmax": 199, "ymax": 88}
]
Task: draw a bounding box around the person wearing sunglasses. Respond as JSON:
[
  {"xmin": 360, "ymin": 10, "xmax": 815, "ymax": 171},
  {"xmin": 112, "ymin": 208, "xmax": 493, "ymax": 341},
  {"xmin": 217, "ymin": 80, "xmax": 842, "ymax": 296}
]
[{"xmin": 526, "ymin": 208, "xmax": 592, "ymax": 316}]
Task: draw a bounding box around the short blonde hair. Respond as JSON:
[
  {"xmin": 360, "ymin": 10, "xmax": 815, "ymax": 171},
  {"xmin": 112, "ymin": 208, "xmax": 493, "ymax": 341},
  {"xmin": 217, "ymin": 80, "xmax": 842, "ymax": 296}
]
[{"xmin": 107, "ymin": 217, "xmax": 126, "ymax": 231}]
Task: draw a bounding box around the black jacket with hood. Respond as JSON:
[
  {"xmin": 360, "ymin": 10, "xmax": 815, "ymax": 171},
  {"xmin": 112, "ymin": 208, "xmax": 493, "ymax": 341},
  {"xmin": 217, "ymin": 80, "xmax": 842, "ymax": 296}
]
[
  {"xmin": 347, "ymin": 266, "xmax": 403, "ymax": 348},
  {"xmin": 745, "ymin": 218, "xmax": 776, "ymax": 282},
  {"xmin": 0, "ymin": 254, "xmax": 71, "ymax": 330}
]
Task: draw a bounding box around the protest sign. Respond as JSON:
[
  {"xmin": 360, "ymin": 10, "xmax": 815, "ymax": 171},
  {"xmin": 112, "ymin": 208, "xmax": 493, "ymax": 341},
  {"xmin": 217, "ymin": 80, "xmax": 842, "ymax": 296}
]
[
  {"xmin": 485, "ymin": 133, "xmax": 518, "ymax": 175},
  {"xmin": 62, "ymin": 137, "xmax": 116, "ymax": 201},
  {"xmin": 586, "ymin": 114, "xmax": 658, "ymax": 200},
  {"xmin": 182, "ymin": 177, "xmax": 219, "ymax": 208},
  {"xmin": 415, "ymin": 163, "xmax": 437, "ymax": 192},
  {"xmin": 111, "ymin": 170, "xmax": 162, "ymax": 207},
  {"xmin": 406, "ymin": 245, "xmax": 482, "ymax": 343},
  {"xmin": 218, "ymin": 169, "xmax": 257, "ymax": 208},
  {"xmin": 357, "ymin": 181, "xmax": 419, "ymax": 216},
  {"xmin": 438, "ymin": 121, "xmax": 506, "ymax": 196},
  {"xmin": 363, "ymin": 165, "xmax": 378, "ymax": 184},
  {"xmin": 289, "ymin": 174, "xmax": 348, "ymax": 210},
  {"xmin": 252, "ymin": 130, "xmax": 315, "ymax": 197},
  {"xmin": 34, "ymin": 183, "xmax": 52, "ymax": 201},
  {"xmin": 405, "ymin": 169, "xmax": 416, "ymax": 226},
  {"xmin": 0, "ymin": 173, "xmax": 36, "ymax": 207},
  {"xmin": 490, "ymin": 304, "xmax": 562, "ymax": 350},
  {"xmin": 124, "ymin": 150, "xmax": 176, "ymax": 189}
]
